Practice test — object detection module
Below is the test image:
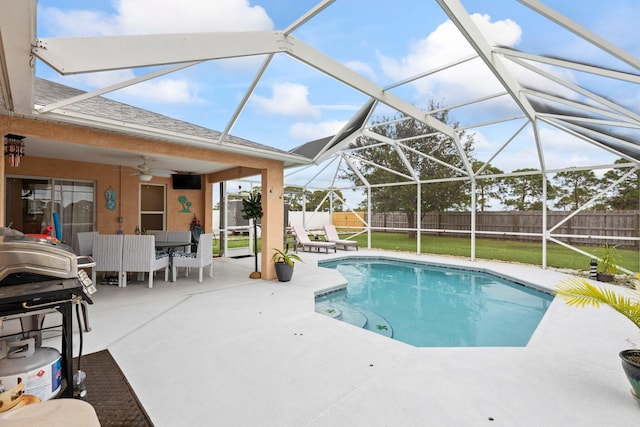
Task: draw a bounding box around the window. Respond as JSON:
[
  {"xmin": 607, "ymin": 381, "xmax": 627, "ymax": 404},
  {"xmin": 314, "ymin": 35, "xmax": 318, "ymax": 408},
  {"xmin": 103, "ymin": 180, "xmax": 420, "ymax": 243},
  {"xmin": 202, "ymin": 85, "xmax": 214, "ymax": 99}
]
[{"xmin": 140, "ymin": 183, "xmax": 166, "ymax": 231}]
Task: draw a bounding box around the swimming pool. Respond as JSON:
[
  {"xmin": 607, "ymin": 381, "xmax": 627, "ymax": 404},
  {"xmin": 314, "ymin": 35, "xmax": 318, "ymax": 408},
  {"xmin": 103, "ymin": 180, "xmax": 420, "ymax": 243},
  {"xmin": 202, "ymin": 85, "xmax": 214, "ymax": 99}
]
[{"xmin": 315, "ymin": 258, "xmax": 554, "ymax": 347}]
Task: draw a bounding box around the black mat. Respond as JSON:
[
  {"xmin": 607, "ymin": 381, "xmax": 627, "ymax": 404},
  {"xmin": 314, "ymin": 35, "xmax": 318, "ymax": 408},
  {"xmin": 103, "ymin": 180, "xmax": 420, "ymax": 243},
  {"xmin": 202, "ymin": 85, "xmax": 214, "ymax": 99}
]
[{"xmin": 72, "ymin": 350, "xmax": 154, "ymax": 426}]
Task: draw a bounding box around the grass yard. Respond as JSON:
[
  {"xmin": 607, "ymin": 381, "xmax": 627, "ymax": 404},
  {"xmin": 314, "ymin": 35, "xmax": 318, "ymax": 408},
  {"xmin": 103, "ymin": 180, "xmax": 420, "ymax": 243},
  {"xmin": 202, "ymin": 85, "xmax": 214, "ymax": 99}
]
[
  {"xmin": 348, "ymin": 232, "xmax": 640, "ymax": 274},
  {"xmin": 212, "ymin": 230, "xmax": 640, "ymax": 275}
]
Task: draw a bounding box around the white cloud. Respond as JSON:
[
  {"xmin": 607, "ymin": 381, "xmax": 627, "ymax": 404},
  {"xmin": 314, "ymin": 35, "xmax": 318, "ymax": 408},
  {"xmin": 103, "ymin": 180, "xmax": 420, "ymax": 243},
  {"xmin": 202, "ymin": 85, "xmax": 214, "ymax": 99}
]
[
  {"xmin": 125, "ymin": 79, "xmax": 201, "ymax": 104},
  {"xmin": 57, "ymin": 70, "xmax": 201, "ymax": 104},
  {"xmin": 468, "ymin": 129, "xmax": 492, "ymax": 151},
  {"xmin": 39, "ymin": 1, "xmax": 270, "ymax": 105},
  {"xmin": 40, "ymin": 8, "xmax": 118, "ymax": 36},
  {"xmin": 344, "ymin": 60, "xmax": 377, "ymax": 81},
  {"xmin": 41, "ymin": 0, "xmax": 273, "ymax": 36},
  {"xmin": 315, "ymin": 104, "xmax": 362, "ymax": 112},
  {"xmin": 253, "ymin": 83, "xmax": 320, "ymax": 118},
  {"xmin": 289, "ymin": 120, "xmax": 347, "ymax": 141},
  {"xmin": 537, "ymin": 127, "xmax": 617, "ymax": 168},
  {"xmin": 378, "ymin": 13, "xmax": 522, "ymax": 101}
]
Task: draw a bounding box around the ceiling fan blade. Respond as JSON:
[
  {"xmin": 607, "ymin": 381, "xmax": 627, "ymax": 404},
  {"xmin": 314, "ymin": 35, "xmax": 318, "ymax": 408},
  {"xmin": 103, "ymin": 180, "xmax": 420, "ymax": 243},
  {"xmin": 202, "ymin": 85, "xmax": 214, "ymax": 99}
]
[{"xmin": 150, "ymin": 170, "xmax": 175, "ymax": 178}]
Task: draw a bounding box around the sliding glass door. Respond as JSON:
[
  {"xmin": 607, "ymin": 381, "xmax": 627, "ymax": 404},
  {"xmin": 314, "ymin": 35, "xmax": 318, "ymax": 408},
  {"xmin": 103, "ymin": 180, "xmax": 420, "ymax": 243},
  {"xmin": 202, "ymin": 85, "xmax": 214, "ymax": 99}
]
[{"xmin": 5, "ymin": 176, "xmax": 95, "ymax": 245}]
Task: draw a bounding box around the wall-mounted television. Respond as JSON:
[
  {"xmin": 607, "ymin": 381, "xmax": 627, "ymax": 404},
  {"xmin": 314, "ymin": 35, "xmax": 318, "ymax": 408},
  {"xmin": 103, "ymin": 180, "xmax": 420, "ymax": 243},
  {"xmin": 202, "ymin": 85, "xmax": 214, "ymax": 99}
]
[{"xmin": 172, "ymin": 174, "xmax": 202, "ymax": 190}]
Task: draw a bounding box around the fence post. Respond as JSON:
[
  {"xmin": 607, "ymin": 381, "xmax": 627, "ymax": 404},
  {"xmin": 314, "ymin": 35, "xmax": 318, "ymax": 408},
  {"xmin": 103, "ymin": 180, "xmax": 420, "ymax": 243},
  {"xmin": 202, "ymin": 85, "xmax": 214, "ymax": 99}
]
[{"xmin": 635, "ymin": 210, "xmax": 639, "ymax": 250}]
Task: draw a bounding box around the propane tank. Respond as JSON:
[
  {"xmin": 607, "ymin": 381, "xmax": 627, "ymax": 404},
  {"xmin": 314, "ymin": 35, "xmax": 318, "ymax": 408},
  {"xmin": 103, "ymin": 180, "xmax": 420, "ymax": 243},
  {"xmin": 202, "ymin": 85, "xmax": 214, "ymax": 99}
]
[{"xmin": 0, "ymin": 339, "xmax": 62, "ymax": 402}]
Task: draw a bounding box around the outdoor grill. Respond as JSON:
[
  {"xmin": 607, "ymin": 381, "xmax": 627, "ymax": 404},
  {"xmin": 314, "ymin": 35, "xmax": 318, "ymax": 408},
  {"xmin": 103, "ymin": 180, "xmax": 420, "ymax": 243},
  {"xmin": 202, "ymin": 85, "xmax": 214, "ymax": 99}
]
[{"xmin": 0, "ymin": 230, "xmax": 96, "ymax": 398}]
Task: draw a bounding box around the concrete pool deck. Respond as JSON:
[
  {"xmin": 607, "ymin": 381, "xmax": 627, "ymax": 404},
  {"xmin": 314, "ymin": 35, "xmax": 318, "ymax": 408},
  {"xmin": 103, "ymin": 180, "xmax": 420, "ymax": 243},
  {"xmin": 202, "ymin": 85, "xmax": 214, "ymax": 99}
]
[{"xmin": 47, "ymin": 250, "xmax": 640, "ymax": 425}]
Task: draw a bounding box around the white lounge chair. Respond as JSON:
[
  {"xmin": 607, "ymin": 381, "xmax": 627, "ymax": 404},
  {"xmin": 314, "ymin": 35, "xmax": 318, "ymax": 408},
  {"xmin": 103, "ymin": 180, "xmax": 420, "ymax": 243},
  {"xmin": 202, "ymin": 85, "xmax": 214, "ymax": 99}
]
[
  {"xmin": 292, "ymin": 225, "xmax": 336, "ymax": 254},
  {"xmin": 323, "ymin": 224, "xmax": 359, "ymax": 250},
  {"xmin": 172, "ymin": 233, "xmax": 214, "ymax": 282}
]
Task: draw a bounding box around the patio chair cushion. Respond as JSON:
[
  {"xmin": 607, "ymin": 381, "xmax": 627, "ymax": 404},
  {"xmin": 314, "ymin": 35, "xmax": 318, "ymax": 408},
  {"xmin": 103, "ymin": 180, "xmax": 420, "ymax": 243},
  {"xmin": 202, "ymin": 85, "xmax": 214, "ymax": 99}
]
[{"xmin": 173, "ymin": 251, "xmax": 196, "ymax": 259}]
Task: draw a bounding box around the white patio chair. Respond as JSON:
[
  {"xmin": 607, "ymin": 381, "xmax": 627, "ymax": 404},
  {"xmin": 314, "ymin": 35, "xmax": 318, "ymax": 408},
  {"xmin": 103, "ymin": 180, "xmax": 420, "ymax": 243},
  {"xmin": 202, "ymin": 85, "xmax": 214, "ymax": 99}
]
[
  {"xmin": 292, "ymin": 225, "xmax": 336, "ymax": 253},
  {"xmin": 172, "ymin": 233, "xmax": 214, "ymax": 282},
  {"xmin": 323, "ymin": 224, "xmax": 359, "ymax": 250},
  {"xmin": 92, "ymin": 234, "xmax": 124, "ymax": 287},
  {"xmin": 167, "ymin": 230, "xmax": 191, "ymax": 253},
  {"xmin": 122, "ymin": 235, "xmax": 169, "ymax": 288},
  {"xmin": 148, "ymin": 230, "xmax": 168, "ymax": 242}
]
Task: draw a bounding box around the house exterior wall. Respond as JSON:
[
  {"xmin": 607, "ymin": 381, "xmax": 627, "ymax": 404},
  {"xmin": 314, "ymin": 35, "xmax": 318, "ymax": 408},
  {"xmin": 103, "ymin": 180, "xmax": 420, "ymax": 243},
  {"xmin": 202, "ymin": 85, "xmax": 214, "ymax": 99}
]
[
  {"xmin": 1, "ymin": 115, "xmax": 286, "ymax": 279},
  {"xmin": 3, "ymin": 155, "xmax": 207, "ymax": 235}
]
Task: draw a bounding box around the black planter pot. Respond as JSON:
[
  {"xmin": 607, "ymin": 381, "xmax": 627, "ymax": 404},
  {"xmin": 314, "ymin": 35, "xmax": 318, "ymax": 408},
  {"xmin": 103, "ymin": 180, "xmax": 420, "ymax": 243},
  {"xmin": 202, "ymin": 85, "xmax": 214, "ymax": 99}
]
[
  {"xmin": 597, "ymin": 272, "xmax": 614, "ymax": 282},
  {"xmin": 620, "ymin": 349, "xmax": 640, "ymax": 399},
  {"xmin": 274, "ymin": 262, "xmax": 294, "ymax": 282}
]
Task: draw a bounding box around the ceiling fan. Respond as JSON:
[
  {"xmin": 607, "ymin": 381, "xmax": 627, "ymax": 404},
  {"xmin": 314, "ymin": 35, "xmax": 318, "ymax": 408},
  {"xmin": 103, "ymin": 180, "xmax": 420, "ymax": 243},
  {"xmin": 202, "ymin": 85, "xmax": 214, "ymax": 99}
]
[{"xmin": 131, "ymin": 156, "xmax": 176, "ymax": 182}]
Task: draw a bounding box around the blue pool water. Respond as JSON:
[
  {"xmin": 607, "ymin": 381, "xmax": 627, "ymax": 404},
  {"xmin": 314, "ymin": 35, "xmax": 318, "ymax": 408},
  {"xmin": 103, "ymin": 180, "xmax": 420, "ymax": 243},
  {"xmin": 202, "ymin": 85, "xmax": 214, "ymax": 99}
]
[{"xmin": 315, "ymin": 258, "xmax": 554, "ymax": 347}]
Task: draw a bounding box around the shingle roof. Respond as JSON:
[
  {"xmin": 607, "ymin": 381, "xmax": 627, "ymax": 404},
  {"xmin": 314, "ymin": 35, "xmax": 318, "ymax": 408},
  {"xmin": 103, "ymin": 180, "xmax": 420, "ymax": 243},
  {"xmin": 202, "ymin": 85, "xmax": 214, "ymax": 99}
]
[{"xmin": 35, "ymin": 78, "xmax": 299, "ymax": 158}]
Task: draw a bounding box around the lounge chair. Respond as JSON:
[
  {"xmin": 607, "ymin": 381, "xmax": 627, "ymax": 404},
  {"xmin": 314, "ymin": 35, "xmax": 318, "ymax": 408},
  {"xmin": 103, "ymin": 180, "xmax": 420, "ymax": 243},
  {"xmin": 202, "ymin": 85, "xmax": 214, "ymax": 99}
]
[
  {"xmin": 323, "ymin": 224, "xmax": 359, "ymax": 250},
  {"xmin": 292, "ymin": 225, "xmax": 336, "ymax": 254}
]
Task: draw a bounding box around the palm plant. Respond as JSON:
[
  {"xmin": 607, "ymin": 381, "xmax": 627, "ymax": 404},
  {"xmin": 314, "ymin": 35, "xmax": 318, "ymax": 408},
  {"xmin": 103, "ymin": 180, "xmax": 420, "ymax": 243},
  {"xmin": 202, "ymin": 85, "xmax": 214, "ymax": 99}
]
[
  {"xmin": 598, "ymin": 244, "xmax": 619, "ymax": 275},
  {"xmin": 271, "ymin": 247, "xmax": 303, "ymax": 267},
  {"xmin": 271, "ymin": 247, "xmax": 303, "ymax": 282},
  {"xmin": 554, "ymin": 276, "xmax": 640, "ymax": 329},
  {"xmin": 555, "ymin": 275, "xmax": 640, "ymax": 399}
]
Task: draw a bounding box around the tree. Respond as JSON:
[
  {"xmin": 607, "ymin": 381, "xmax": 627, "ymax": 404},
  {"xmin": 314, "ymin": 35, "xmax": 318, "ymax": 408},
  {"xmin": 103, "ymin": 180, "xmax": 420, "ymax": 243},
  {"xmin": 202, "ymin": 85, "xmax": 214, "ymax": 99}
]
[
  {"xmin": 241, "ymin": 192, "xmax": 263, "ymax": 278},
  {"xmin": 603, "ymin": 158, "xmax": 639, "ymax": 210},
  {"xmin": 552, "ymin": 170, "xmax": 602, "ymax": 211},
  {"xmin": 340, "ymin": 104, "xmax": 475, "ymax": 237},
  {"xmin": 473, "ymin": 161, "xmax": 504, "ymax": 211},
  {"xmin": 305, "ymin": 189, "xmax": 345, "ymax": 212},
  {"xmin": 501, "ymin": 169, "xmax": 556, "ymax": 211},
  {"xmin": 283, "ymin": 186, "xmax": 309, "ymax": 211}
]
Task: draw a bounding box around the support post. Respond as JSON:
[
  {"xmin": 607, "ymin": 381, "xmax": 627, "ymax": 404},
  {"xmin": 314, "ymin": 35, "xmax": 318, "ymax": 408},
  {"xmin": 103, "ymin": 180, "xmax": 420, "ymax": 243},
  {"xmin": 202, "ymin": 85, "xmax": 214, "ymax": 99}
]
[{"xmin": 261, "ymin": 165, "xmax": 284, "ymax": 280}]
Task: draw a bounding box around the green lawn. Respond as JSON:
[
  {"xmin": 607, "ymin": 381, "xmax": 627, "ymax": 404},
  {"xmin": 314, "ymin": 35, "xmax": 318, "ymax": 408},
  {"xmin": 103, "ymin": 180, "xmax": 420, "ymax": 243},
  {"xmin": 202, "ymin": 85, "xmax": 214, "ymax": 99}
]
[
  {"xmin": 349, "ymin": 232, "xmax": 640, "ymax": 274},
  {"xmin": 213, "ymin": 230, "xmax": 640, "ymax": 275}
]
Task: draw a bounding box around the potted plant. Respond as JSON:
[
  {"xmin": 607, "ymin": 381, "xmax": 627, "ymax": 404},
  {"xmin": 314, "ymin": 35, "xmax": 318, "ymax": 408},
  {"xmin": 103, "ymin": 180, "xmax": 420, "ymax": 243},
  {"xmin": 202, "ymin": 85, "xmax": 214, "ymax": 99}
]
[
  {"xmin": 241, "ymin": 192, "xmax": 263, "ymax": 279},
  {"xmin": 597, "ymin": 244, "xmax": 618, "ymax": 282},
  {"xmin": 271, "ymin": 247, "xmax": 303, "ymax": 282},
  {"xmin": 554, "ymin": 276, "xmax": 640, "ymax": 400}
]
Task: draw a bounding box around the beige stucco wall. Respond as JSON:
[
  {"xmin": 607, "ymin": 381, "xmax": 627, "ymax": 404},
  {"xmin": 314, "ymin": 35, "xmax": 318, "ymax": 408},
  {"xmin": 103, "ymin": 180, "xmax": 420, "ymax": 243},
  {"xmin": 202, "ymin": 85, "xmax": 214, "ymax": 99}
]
[
  {"xmin": 3, "ymin": 155, "xmax": 207, "ymax": 235},
  {"xmin": 1, "ymin": 115, "xmax": 286, "ymax": 279}
]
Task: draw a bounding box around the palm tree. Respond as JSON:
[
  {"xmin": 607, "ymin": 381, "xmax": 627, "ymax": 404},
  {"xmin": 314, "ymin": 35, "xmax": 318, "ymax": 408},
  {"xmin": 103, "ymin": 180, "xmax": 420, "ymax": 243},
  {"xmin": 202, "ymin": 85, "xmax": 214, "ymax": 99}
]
[
  {"xmin": 555, "ymin": 276, "xmax": 640, "ymax": 398},
  {"xmin": 555, "ymin": 276, "xmax": 640, "ymax": 328},
  {"xmin": 241, "ymin": 192, "xmax": 263, "ymax": 278}
]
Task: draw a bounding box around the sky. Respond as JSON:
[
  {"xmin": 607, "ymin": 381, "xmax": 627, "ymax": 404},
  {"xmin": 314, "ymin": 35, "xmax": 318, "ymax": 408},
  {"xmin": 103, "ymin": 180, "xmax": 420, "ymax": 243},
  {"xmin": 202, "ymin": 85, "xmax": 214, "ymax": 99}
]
[{"xmin": 35, "ymin": 0, "xmax": 640, "ymax": 205}]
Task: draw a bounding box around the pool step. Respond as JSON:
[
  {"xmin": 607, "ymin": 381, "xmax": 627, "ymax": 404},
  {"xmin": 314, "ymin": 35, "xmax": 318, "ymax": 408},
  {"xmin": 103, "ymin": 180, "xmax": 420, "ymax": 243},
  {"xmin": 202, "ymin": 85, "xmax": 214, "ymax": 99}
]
[
  {"xmin": 361, "ymin": 309, "xmax": 393, "ymax": 338},
  {"xmin": 315, "ymin": 301, "xmax": 341, "ymax": 318},
  {"xmin": 316, "ymin": 302, "xmax": 392, "ymax": 337},
  {"xmin": 317, "ymin": 302, "xmax": 367, "ymax": 328}
]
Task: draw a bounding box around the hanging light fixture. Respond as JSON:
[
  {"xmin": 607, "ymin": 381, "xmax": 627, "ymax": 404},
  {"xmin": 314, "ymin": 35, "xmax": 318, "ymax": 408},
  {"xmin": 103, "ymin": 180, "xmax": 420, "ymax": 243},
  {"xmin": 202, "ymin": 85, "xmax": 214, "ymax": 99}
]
[{"xmin": 4, "ymin": 134, "xmax": 25, "ymax": 167}]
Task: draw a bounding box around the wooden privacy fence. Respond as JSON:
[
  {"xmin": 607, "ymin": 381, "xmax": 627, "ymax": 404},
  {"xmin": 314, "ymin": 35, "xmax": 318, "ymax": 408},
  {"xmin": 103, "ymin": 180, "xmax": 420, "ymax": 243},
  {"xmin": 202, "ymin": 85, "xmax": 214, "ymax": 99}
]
[
  {"xmin": 363, "ymin": 210, "xmax": 640, "ymax": 248},
  {"xmin": 332, "ymin": 211, "xmax": 367, "ymax": 228}
]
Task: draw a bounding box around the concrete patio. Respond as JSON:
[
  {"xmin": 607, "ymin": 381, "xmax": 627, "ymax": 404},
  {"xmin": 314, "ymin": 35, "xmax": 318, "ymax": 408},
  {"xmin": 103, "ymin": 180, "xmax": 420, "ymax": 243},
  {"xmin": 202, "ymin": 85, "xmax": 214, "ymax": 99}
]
[{"xmin": 46, "ymin": 250, "xmax": 640, "ymax": 426}]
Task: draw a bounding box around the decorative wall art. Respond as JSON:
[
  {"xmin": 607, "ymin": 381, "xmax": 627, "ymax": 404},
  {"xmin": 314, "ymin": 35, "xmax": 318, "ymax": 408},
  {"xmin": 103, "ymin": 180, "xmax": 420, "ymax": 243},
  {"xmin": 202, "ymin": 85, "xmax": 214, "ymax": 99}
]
[
  {"xmin": 178, "ymin": 196, "xmax": 192, "ymax": 213},
  {"xmin": 105, "ymin": 186, "xmax": 117, "ymax": 210}
]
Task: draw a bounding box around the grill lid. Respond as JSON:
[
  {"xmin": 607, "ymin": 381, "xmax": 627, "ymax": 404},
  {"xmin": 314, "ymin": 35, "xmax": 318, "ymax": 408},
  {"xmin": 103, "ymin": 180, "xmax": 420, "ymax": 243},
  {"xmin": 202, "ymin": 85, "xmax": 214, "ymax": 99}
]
[{"xmin": 0, "ymin": 234, "xmax": 78, "ymax": 283}]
